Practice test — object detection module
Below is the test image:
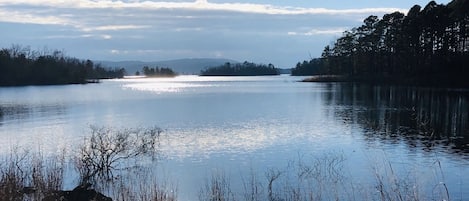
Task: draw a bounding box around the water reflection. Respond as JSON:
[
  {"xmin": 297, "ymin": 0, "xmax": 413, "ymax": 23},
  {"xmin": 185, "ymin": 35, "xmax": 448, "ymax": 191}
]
[
  {"xmin": 123, "ymin": 82, "xmax": 210, "ymax": 94},
  {"xmin": 0, "ymin": 103, "xmax": 66, "ymax": 125},
  {"xmin": 0, "ymin": 105, "xmax": 31, "ymax": 126},
  {"xmin": 324, "ymin": 83, "xmax": 469, "ymax": 156}
]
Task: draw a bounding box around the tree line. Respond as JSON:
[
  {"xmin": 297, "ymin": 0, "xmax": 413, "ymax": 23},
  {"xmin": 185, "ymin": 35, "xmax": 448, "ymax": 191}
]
[
  {"xmin": 292, "ymin": 0, "xmax": 469, "ymax": 86},
  {"xmin": 141, "ymin": 66, "xmax": 177, "ymax": 77},
  {"xmin": 200, "ymin": 61, "xmax": 279, "ymax": 76},
  {"xmin": 0, "ymin": 45, "xmax": 125, "ymax": 86}
]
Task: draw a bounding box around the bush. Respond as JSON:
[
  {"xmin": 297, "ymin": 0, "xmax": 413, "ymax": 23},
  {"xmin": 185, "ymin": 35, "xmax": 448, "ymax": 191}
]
[{"xmin": 76, "ymin": 126, "xmax": 162, "ymax": 184}]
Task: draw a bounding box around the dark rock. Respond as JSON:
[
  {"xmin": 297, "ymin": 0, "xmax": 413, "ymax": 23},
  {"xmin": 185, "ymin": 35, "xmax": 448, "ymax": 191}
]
[
  {"xmin": 21, "ymin": 186, "xmax": 37, "ymax": 194},
  {"xmin": 42, "ymin": 183, "xmax": 112, "ymax": 201}
]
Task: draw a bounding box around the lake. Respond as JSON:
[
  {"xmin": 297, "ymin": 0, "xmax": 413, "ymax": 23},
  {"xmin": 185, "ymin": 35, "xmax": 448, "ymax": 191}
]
[{"xmin": 0, "ymin": 75, "xmax": 468, "ymax": 200}]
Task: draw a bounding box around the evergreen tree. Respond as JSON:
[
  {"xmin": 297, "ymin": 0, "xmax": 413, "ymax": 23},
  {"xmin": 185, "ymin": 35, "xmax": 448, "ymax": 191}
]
[
  {"xmin": 0, "ymin": 45, "xmax": 125, "ymax": 86},
  {"xmin": 293, "ymin": 0, "xmax": 469, "ymax": 86}
]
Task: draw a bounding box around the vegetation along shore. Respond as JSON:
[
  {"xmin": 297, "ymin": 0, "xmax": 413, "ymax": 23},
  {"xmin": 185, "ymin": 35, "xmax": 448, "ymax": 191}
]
[
  {"xmin": 293, "ymin": 0, "xmax": 469, "ymax": 87},
  {"xmin": 0, "ymin": 126, "xmax": 455, "ymax": 201},
  {"xmin": 0, "ymin": 45, "xmax": 125, "ymax": 86}
]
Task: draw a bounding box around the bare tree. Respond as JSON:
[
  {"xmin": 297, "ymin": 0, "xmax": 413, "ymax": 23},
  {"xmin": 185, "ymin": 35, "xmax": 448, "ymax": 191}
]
[{"xmin": 76, "ymin": 126, "xmax": 162, "ymax": 184}]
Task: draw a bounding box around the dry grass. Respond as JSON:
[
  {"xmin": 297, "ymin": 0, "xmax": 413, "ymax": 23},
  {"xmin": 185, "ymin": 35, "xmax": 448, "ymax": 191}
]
[
  {"xmin": 197, "ymin": 152, "xmax": 455, "ymax": 201},
  {"xmin": 0, "ymin": 126, "xmax": 175, "ymax": 201},
  {"xmin": 110, "ymin": 167, "xmax": 178, "ymax": 201},
  {"xmin": 0, "ymin": 147, "xmax": 65, "ymax": 201},
  {"xmin": 0, "ymin": 126, "xmax": 458, "ymax": 201},
  {"xmin": 199, "ymin": 171, "xmax": 235, "ymax": 201},
  {"xmin": 199, "ymin": 153, "xmax": 351, "ymax": 201},
  {"xmin": 0, "ymin": 148, "xmax": 455, "ymax": 201}
]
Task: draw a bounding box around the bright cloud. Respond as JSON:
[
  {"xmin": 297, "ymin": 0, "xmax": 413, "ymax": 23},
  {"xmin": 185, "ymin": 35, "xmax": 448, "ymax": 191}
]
[
  {"xmin": 0, "ymin": 1, "xmax": 407, "ymax": 33},
  {"xmin": 288, "ymin": 28, "xmax": 348, "ymax": 36},
  {"xmin": 110, "ymin": 49, "xmax": 120, "ymax": 54},
  {"xmin": 0, "ymin": 8, "xmax": 68, "ymax": 25},
  {"xmin": 0, "ymin": 0, "xmax": 407, "ymax": 15},
  {"xmin": 81, "ymin": 25, "xmax": 152, "ymax": 32}
]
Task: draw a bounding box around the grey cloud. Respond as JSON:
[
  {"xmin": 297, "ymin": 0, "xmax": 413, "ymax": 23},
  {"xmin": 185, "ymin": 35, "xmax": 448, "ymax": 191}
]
[{"xmin": 0, "ymin": 0, "xmax": 408, "ymax": 66}]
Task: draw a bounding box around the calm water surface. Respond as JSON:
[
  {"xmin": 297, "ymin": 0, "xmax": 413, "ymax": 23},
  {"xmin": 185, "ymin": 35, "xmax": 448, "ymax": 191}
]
[{"xmin": 0, "ymin": 75, "xmax": 468, "ymax": 200}]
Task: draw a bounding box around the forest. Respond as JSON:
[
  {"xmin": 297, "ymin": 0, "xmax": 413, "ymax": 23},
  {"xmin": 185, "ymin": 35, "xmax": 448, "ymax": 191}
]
[
  {"xmin": 141, "ymin": 66, "xmax": 177, "ymax": 77},
  {"xmin": 0, "ymin": 45, "xmax": 125, "ymax": 86},
  {"xmin": 292, "ymin": 0, "xmax": 469, "ymax": 86},
  {"xmin": 200, "ymin": 61, "xmax": 279, "ymax": 76}
]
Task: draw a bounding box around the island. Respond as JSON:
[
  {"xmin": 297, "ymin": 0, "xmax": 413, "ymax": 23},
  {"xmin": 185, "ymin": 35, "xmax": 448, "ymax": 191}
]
[
  {"xmin": 200, "ymin": 61, "xmax": 279, "ymax": 76},
  {"xmin": 141, "ymin": 66, "xmax": 177, "ymax": 77}
]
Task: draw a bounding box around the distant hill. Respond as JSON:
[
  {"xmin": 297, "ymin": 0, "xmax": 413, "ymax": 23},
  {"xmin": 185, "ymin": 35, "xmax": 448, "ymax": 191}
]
[
  {"xmin": 97, "ymin": 58, "xmax": 239, "ymax": 75},
  {"xmin": 278, "ymin": 68, "xmax": 292, "ymax": 74}
]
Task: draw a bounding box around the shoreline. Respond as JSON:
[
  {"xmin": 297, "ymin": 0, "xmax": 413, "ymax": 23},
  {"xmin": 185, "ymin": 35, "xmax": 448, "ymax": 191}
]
[{"xmin": 301, "ymin": 74, "xmax": 469, "ymax": 88}]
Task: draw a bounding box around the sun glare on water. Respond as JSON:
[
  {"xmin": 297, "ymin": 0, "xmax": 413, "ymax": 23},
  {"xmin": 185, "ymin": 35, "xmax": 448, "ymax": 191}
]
[
  {"xmin": 120, "ymin": 76, "xmax": 217, "ymax": 94},
  {"xmin": 119, "ymin": 75, "xmax": 268, "ymax": 94},
  {"xmin": 123, "ymin": 82, "xmax": 205, "ymax": 93}
]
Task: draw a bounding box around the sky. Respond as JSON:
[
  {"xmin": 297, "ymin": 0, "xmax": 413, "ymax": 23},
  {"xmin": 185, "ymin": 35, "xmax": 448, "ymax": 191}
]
[{"xmin": 0, "ymin": 0, "xmax": 452, "ymax": 68}]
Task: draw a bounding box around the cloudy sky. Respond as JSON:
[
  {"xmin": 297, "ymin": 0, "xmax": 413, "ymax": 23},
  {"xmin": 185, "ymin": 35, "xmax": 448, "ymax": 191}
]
[{"xmin": 0, "ymin": 0, "xmax": 451, "ymax": 67}]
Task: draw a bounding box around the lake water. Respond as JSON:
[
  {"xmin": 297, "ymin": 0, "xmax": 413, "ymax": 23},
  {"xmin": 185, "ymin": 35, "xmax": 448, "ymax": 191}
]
[{"xmin": 0, "ymin": 75, "xmax": 468, "ymax": 200}]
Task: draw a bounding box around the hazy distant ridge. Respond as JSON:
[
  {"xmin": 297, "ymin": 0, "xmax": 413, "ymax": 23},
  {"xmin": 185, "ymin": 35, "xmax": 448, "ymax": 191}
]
[{"xmin": 98, "ymin": 58, "xmax": 239, "ymax": 75}]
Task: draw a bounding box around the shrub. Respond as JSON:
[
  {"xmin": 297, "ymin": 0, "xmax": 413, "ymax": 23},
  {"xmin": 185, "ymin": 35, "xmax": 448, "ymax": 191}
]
[{"xmin": 76, "ymin": 126, "xmax": 162, "ymax": 185}]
